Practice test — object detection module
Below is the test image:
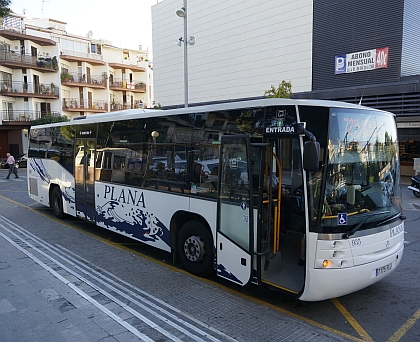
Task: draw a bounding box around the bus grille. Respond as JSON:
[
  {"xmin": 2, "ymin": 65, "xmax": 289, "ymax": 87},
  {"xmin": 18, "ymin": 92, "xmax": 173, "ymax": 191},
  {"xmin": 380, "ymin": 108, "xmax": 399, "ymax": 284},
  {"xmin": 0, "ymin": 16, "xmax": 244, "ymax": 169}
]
[{"xmin": 29, "ymin": 178, "xmax": 38, "ymax": 196}]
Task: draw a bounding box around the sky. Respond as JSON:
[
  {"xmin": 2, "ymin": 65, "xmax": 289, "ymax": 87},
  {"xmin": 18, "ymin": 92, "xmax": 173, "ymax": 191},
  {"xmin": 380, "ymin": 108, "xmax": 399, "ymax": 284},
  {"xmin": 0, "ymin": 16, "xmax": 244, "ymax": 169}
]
[{"xmin": 10, "ymin": 0, "xmax": 162, "ymax": 54}]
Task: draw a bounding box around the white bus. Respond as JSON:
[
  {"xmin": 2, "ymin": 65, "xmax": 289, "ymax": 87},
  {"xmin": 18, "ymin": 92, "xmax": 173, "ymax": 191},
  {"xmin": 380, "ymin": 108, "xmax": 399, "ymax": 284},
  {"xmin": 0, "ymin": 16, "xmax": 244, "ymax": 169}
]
[{"xmin": 27, "ymin": 99, "xmax": 404, "ymax": 301}]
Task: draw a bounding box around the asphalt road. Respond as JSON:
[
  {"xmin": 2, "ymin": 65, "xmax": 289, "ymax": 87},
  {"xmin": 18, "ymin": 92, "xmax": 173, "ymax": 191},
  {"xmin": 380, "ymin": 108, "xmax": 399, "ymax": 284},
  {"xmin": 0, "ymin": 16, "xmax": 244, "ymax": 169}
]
[{"xmin": 1, "ymin": 168, "xmax": 419, "ymax": 342}]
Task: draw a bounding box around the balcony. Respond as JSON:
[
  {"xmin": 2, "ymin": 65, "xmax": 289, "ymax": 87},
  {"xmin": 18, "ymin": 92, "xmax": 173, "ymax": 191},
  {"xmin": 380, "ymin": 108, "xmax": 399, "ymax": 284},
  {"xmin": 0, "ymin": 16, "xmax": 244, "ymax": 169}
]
[
  {"xmin": 0, "ymin": 26, "xmax": 56, "ymax": 46},
  {"xmin": 60, "ymin": 49, "xmax": 105, "ymax": 66},
  {"xmin": 110, "ymin": 102, "xmax": 144, "ymax": 111},
  {"xmin": 0, "ymin": 81, "xmax": 59, "ymax": 98},
  {"xmin": 0, "ymin": 52, "xmax": 58, "ymax": 72},
  {"xmin": 1, "ymin": 110, "xmax": 60, "ymax": 123},
  {"xmin": 61, "ymin": 72, "xmax": 106, "ymax": 89},
  {"xmin": 108, "ymin": 63, "xmax": 146, "ymax": 72},
  {"xmin": 62, "ymin": 98, "xmax": 108, "ymax": 113},
  {"xmin": 109, "ymin": 79, "xmax": 146, "ymax": 93}
]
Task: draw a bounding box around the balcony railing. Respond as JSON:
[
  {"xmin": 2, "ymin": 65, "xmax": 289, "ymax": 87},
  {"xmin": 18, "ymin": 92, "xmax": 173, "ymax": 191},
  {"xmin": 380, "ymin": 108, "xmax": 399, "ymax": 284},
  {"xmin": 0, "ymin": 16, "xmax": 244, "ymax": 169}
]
[
  {"xmin": 61, "ymin": 72, "xmax": 106, "ymax": 88},
  {"xmin": 0, "ymin": 24, "xmax": 56, "ymax": 46},
  {"xmin": 1, "ymin": 110, "xmax": 60, "ymax": 122},
  {"xmin": 109, "ymin": 79, "xmax": 146, "ymax": 92},
  {"xmin": 60, "ymin": 49, "xmax": 105, "ymax": 65},
  {"xmin": 0, "ymin": 52, "xmax": 58, "ymax": 71},
  {"xmin": 62, "ymin": 98, "xmax": 108, "ymax": 111},
  {"xmin": 110, "ymin": 102, "xmax": 144, "ymax": 111},
  {"xmin": 0, "ymin": 81, "xmax": 59, "ymax": 97},
  {"xmin": 61, "ymin": 49, "xmax": 103, "ymax": 61}
]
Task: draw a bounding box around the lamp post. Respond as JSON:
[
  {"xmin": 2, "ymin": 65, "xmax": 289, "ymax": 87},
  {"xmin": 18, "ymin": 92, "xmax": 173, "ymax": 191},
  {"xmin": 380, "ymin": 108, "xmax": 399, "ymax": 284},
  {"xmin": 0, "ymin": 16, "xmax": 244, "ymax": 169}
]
[
  {"xmin": 151, "ymin": 131, "xmax": 159, "ymax": 156},
  {"xmin": 176, "ymin": 0, "xmax": 188, "ymax": 108}
]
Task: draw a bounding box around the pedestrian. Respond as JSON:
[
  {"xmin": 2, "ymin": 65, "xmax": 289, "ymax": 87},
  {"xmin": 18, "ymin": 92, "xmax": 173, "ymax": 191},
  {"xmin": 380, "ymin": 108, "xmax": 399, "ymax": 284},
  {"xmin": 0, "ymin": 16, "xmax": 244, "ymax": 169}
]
[{"xmin": 5, "ymin": 153, "xmax": 19, "ymax": 179}]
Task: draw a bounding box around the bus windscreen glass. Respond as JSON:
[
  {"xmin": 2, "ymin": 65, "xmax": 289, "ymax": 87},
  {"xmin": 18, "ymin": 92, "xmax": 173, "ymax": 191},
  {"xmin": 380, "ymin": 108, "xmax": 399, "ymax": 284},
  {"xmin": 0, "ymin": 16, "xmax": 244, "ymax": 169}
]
[{"xmin": 320, "ymin": 108, "xmax": 400, "ymax": 233}]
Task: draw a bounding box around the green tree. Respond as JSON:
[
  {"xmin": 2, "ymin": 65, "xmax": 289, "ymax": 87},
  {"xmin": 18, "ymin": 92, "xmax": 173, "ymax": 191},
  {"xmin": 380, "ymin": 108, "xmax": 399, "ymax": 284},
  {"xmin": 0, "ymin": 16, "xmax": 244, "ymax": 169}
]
[
  {"xmin": 264, "ymin": 80, "xmax": 293, "ymax": 98},
  {"xmin": 152, "ymin": 101, "xmax": 162, "ymax": 109},
  {"xmin": 32, "ymin": 115, "xmax": 69, "ymax": 126},
  {"xmin": 0, "ymin": 0, "xmax": 11, "ymax": 18}
]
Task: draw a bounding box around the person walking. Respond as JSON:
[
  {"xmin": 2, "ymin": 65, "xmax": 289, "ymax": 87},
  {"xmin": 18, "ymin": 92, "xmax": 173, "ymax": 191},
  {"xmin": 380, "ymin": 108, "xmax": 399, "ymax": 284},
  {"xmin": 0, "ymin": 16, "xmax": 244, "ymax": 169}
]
[{"xmin": 5, "ymin": 153, "xmax": 19, "ymax": 179}]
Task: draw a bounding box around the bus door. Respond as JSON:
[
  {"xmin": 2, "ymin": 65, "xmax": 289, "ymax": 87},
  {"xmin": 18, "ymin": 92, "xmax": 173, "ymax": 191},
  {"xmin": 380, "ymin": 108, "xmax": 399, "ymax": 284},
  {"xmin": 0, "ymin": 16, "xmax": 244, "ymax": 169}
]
[
  {"xmin": 257, "ymin": 137, "xmax": 305, "ymax": 295},
  {"xmin": 75, "ymin": 139, "xmax": 96, "ymax": 222},
  {"xmin": 217, "ymin": 135, "xmax": 253, "ymax": 286}
]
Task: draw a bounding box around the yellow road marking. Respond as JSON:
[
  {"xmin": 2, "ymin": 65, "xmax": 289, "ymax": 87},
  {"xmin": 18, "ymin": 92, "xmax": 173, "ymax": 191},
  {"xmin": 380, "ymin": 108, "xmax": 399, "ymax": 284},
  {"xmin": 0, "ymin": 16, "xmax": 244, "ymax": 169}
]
[
  {"xmin": 217, "ymin": 288, "xmax": 365, "ymax": 342},
  {"xmin": 1, "ymin": 193, "xmax": 415, "ymax": 342},
  {"xmin": 331, "ymin": 298, "xmax": 373, "ymax": 341},
  {"xmin": 0, "ymin": 194, "xmax": 366, "ymax": 341},
  {"xmin": 387, "ymin": 307, "xmax": 420, "ymax": 342}
]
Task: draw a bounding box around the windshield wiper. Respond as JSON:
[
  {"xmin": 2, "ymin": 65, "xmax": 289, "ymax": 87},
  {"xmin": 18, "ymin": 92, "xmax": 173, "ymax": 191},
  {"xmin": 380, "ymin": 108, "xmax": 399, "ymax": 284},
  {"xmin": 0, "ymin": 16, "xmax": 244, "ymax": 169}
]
[
  {"xmin": 375, "ymin": 213, "xmax": 405, "ymax": 227},
  {"xmin": 342, "ymin": 211, "xmax": 390, "ymax": 239}
]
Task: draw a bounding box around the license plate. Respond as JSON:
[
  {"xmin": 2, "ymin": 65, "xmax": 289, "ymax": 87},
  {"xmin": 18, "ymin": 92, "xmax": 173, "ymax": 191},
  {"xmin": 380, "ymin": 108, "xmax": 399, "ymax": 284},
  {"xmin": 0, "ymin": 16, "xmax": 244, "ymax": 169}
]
[{"xmin": 376, "ymin": 263, "xmax": 392, "ymax": 276}]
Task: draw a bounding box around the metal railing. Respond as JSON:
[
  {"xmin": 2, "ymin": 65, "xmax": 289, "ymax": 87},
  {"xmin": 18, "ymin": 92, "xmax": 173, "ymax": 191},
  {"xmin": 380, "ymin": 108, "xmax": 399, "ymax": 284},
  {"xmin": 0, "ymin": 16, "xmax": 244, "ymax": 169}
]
[
  {"xmin": 0, "ymin": 52, "xmax": 57, "ymax": 70},
  {"xmin": 62, "ymin": 98, "xmax": 108, "ymax": 111},
  {"xmin": 61, "ymin": 49, "xmax": 103, "ymax": 61},
  {"xmin": 109, "ymin": 79, "xmax": 146, "ymax": 91},
  {"xmin": 1, "ymin": 110, "xmax": 60, "ymax": 122},
  {"xmin": 0, "ymin": 25, "xmax": 25, "ymax": 34},
  {"xmin": 0, "ymin": 81, "xmax": 59, "ymax": 96},
  {"xmin": 61, "ymin": 72, "xmax": 106, "ymax": 86},
  {"xmin": 110, "ymin": 102, "xmax": 144, "ymax": 111}
]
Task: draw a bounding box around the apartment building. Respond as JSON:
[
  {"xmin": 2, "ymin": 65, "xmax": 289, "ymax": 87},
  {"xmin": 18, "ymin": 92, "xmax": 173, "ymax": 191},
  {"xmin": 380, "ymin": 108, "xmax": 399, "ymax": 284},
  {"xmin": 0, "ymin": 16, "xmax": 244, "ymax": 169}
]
[{"xmin": 0, "ymin": 12, "xmax": 153, "ymax": 158}]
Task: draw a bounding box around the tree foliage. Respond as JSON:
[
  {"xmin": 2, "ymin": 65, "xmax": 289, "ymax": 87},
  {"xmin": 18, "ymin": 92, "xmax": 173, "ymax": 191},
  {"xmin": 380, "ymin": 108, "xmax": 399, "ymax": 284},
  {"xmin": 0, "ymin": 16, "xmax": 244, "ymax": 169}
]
[
  {"xmin": 264, "ymin": 80, "xmax": 293, "ymax": 98},
  {"xmin": 152, "ymin": 101, "xmax": 162, "ymax": 109},
  {"xmin": 32, "ymin": 115, "xmax": 69, "ymax": 126},
  {"xmin": 0, "ymin": 0, "xmax": 11, "ymax": 18}
]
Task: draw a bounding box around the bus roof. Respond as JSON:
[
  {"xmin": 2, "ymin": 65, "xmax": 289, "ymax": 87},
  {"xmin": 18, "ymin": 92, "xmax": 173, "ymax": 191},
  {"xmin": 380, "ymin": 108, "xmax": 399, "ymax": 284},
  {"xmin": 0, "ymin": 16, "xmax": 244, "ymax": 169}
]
[{"xmin": 33, "ymin": 98, "xmax": 388, "ymax": 129}]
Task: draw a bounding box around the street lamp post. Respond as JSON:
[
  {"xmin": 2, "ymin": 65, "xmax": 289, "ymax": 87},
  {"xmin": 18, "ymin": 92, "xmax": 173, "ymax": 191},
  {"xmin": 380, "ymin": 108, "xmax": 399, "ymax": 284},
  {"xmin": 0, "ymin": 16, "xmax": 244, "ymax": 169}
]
[{"xmin": 176, "ymin": 0, "xmax": 188, "ymax": 108}]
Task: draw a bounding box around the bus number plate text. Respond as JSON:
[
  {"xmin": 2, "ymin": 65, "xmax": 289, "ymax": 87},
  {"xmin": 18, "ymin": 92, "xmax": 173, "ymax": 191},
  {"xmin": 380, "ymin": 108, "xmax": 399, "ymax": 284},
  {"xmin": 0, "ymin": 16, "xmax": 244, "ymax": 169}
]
[{"xmin": 376, "ymin": 263, "xmax": 392, "ymax": 276}]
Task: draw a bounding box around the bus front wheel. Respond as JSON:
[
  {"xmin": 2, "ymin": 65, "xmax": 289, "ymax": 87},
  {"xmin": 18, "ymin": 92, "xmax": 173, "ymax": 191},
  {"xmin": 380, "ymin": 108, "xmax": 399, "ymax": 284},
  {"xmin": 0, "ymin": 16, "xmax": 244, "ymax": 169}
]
[
  {"xmin": 177, "ymin": 221, "xmax": 214, "ymax": 277},
  {"xmin": 51, "ymin": 187, "xmax": 64, "ymax": 219}
]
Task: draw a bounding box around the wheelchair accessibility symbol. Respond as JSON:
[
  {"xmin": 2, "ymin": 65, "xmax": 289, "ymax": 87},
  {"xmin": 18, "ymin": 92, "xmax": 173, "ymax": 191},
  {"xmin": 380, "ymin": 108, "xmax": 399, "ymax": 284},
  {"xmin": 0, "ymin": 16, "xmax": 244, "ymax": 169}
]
[{"xmin": 338, "ymin": 213, "xmax": 347, "ymax": 225}]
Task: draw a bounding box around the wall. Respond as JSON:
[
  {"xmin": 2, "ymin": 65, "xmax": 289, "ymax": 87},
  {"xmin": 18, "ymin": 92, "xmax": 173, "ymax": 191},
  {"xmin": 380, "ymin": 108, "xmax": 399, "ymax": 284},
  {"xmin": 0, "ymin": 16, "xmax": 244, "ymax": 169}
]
[
  {"xmin": 401, "ymin": 0, "xmax": 420, "ymax": 76},
  {"xmin": 312, "ymin": 0, "xmax": 405, "ymax": 91},
  {"xmin": 152, "ymin": 0, "xmax": 313, "ymax": 107}
]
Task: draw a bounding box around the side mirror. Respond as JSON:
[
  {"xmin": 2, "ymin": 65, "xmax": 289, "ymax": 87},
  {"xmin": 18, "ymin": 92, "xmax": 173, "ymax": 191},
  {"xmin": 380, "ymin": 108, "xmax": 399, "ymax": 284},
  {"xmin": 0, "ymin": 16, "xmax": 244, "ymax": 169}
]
[{"xmin": 303, "ymin": 140, "xmax": 320, "ymax": 172}]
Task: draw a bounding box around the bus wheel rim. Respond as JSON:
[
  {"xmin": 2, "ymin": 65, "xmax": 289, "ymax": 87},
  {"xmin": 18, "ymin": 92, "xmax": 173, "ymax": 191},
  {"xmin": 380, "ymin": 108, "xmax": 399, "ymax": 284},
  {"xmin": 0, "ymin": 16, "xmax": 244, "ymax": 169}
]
[{"xmin": 184, "ymin": 235, "xmax": 205, "ymax": 262}]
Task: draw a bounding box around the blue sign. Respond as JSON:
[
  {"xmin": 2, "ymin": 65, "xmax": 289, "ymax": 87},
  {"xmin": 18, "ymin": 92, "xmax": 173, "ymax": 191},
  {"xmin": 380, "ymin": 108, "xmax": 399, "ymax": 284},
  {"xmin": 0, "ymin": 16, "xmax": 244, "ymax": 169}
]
[
  {"xmin": 338, "ymin": 213, "xmax": 347, "ymax": 225},
  {"xmin": 335, "ymin": 55, "xmax": 346, "ymax": 74}
]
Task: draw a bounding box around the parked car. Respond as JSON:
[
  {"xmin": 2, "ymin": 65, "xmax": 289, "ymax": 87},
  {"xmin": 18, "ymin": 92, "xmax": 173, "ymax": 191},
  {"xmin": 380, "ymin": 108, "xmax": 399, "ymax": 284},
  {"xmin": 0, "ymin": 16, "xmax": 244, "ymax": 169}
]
[
  {"xmin": 15, "ymin": 154, "xmax": 27, "ymax": 168},
  {"xmin": 1, "ymin": 159, "xmax": 10, "ymax": 169}
]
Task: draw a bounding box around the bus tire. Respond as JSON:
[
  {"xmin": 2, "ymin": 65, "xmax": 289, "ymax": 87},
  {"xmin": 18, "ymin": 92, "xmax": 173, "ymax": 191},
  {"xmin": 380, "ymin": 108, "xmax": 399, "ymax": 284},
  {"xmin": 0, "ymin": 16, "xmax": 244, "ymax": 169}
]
[
  {"xmin": 51, "ymin": 187, "xmax": 64, "ymax": 219},
  {"xmin": 177, "ymin": 221, "xmax": 214, "ymax": 277}
]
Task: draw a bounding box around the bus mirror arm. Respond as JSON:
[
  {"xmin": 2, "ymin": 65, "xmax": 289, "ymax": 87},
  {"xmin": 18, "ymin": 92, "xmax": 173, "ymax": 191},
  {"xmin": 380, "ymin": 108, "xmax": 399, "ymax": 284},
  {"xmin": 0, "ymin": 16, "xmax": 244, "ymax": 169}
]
[
  {"xmin": 296, "ymin": 123, "xmax": 320, "ymax": 172},
  {"xmin": 296, "ymin": 123, "xmax": 316, "ymax": 142}
]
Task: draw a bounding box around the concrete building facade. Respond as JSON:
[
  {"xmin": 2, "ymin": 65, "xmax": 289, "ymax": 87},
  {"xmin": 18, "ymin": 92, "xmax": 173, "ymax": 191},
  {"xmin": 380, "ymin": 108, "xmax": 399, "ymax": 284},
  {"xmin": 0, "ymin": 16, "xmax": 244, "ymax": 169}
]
[
  {"xmin": 151, "ymin": 0, "xmax": 420, "ymax": 175},
  {"xmin": 0, "ymin": 12, "xmax": 153, "ymax": 160},
  {"xmin": 152, "ymin": 0, "xmax": 313, "ymax": 106}
]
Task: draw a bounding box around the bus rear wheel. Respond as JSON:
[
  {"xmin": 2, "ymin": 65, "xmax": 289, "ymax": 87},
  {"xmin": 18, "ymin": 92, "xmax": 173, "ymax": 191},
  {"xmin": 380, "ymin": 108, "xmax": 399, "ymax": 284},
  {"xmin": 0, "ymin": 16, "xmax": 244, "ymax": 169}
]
[
  {"xmin": 51, "ymin": 187, "xmax": 64, "ymax": 219},
  {"xmin": 177, "ymin": 221, "xmax": 214, "ymax": 277}
]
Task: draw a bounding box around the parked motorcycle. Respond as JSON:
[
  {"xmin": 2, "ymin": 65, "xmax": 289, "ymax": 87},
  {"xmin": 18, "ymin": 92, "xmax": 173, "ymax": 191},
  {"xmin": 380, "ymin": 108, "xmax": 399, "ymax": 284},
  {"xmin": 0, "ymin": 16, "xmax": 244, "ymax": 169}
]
[{"xmin": 408, "ymin": 175, "xmax": 420, "ymax": 198}]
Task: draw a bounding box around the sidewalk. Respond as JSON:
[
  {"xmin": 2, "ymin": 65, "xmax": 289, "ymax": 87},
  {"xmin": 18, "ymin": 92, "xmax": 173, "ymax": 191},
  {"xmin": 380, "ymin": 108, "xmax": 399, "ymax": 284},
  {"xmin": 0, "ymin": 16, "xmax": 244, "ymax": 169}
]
[
  {"xmin": 0, "ymin": 230, "xmax": 137, "ymax": 342},
  {"xmin": 0, "ymin": 198, "xmax": 348, "ymax": 342}
]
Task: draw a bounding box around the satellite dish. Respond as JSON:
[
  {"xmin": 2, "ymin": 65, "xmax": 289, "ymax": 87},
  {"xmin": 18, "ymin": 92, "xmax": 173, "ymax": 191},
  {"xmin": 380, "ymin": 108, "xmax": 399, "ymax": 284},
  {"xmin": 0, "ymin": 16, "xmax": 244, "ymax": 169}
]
[{"xmin": 188, "ymin": 36, "xmax": 196, "ymax": 45}]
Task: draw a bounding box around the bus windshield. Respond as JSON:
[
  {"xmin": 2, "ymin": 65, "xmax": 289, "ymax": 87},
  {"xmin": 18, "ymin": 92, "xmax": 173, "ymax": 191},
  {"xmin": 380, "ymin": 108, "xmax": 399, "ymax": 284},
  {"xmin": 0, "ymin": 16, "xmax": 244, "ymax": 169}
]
[{"xmin": 316, "ymin": 107, "xmax": 401, "ymax": 233}]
